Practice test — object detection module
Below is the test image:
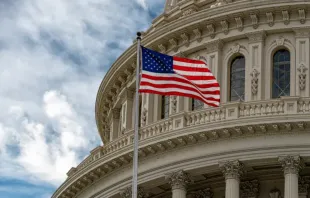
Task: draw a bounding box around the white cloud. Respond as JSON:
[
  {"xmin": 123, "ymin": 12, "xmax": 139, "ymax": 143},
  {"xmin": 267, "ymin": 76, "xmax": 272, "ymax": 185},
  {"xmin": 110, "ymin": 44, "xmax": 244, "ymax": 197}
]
[{"xmin": 0, "ymin": 0, "xmax": 165, "ymax": 196}]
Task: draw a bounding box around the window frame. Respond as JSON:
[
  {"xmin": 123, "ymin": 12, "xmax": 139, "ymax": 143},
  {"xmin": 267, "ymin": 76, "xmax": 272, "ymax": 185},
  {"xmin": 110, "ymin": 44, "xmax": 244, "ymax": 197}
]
[{"xmin": 229, "ymin": 55, "xmax": 246, "ymax": 102}]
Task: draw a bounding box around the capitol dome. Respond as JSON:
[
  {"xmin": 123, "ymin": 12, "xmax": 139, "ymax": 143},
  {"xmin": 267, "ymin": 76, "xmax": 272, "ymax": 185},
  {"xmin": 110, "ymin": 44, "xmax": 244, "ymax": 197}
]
[{"xmin": 53, "ymin": 0, "xmax": 310, "ymax": 198}]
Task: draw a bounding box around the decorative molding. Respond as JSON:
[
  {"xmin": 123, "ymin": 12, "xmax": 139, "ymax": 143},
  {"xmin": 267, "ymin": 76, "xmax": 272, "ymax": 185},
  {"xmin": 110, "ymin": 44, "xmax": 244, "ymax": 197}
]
[
  {"xmin": 266, "ymin": 12, "xmax": 274, "ymax": 27},
  {"xmin": 235, "ymin": 16, "xmax": 243, "ymax": 32},
  {"xmin": 169, "ymin": 38, "xmax": 178, "ymax": 52},
  {"xmin": 165, "ymin": 170, "xmax": 191, "ymax": 190},
  {"xmin": 250, "ymin": 13, "xmax": 259, "ymax": 29},
  {"xmin": 297, "ymin": 63, "xmax": 308, "ymax": 91},
  {"xmin": 180, "ymin": 33, "xmax": 190, "ymax": 46},
  {"xmin": 250, "ymin": 69, "xmax": 260, "ymax": 95},
  {"xmin": 278, "ymin": 155, "xmax": 305, "ymax": 175},
  {"xmin": 298, "ymin": 9, "xmax": 306, "ymax": 24},
  {"xmin": 193, "ymin": 28, "xmax": 202, "ymax": 42},
  {"xmin": 282, "ymin": 10, "xmax": 290, "ymax": 25},
  {"xmin": 210, "ymin": 0, "xmax": 228, "ymax": 8},
  {"xmin": 205, "ymin": 39, "xmax": 224, "ymax": 53},
  {"xmin": 120, "ymin": 186, "xmax": 149, "ymax": 198},
  {"xmin": 182, "ymin": 7, "xmax": 197, "ymax": 17},
  {"xmin": 220, "ymin": 20, "xmax": 229, "ymax": 35},
  {"xmin": 141, "ymin": 108, "xmax": 147, "ymax": 126},
  {"xmin": 293, "ymin": 27, "xmax": 310, "ymax": 38},
  {"xmin": 206, "ymin": 24, "xmax": 215, "ymax": 38},
  {"xmin": 219, "ymin": 160, "xmax": 245, "ymax": 180},
  {"xmin": 158, "ymin": 44, "xmax": 166, "ymax": 53},
  {"xmin": 240, "ymin": 180, "xmax": 260, "ymax": 198},
  {"xmin": 171, "ymin": 96, "xmax": 177, "ymax": 113}
]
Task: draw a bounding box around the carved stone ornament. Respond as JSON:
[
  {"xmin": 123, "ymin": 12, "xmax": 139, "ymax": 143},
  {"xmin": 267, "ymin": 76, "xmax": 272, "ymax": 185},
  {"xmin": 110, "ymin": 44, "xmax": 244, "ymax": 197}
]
[
  {"xmin": 240, "ymin": 180, "xmax": 260, "ymax": 198},
  {"xmin": 235, "ymin": 16, "xmax": 243, "ymax": 32},
  {"xmin": 282, "ymin": 10, "xmax": 290, "ymax": 25},
  {"xmin": 250, "ymin": 13, "xmax": 259, "ymax": 29},
  {"xmin": 180, "ymin": 33, "xmax": 190, "ymax": 46},
  {"xmin": 171, "ymin": 96, "xmax": 177, "ymax": 113},
  {"xmin": 193, "ymin": 28, "xmax": 202, "ymax": 42},
  {"xmin": 210, "ymin": 0, "xmax": 228, "ymax": 8},
  {"xmin": 276, "ymin": 37, "xmax": 285, "ymax": 46},
  {"xmin": 219, "ymin": 160, "xmax": 245, "ymax": 180},
  {"xmin": 250, "ymin": 69, "xmax": 260, "ymax": 95},
  {"xmin": 278, "ymin": 155, "xmax": 305, "ymax": 175},
  {"xmin": 207, "ymin": 24, "xmax": 215, "ymax": 39},
  {"xmin": 221, "ymin": 20, "xmax": 229, "ymax": 35},
  {"xmin": 266, "ymin": 12, "xmax": 274, "ymax": 27},
  {"xmin": 165, "ymin": 170, "xmax": 191, "ymax": 190},
  {"xmin": 297, "ymin": 63, "xmax": 308, "ymax": 90},
  {"xmin": 299, "ymin": 176, "xmax": 310, "ymax": 193},
  {"xmin": 169, "ymin": 38, "xmax": 178, "ymax": 52},
  {"xmin": 120, "ymin": 186, "xmax": 149, "ymax": 198},
  {"xmin": 191, "ymin": 188, "xmax": 214, "ymax": 198},
  {"xmin": 158, "ymin": 44, "xmax": 166, "ymax": 53},
  {"xmin": 232, "ymin": 44, "xmax": 241, "ymax": 53},
  {"xmin": 299, "ymin": 9, "xmax": 306, "ymax": 24},
  {"xmin": 182, "ymin": 7, "xmax": 197, "ymax": 17},
  {"xmin": 269, "ymin": 188, "xmax": 282, "ymax": 198},
  {"xmin": 141, "ymin": 108, "xmax": 147, "ymax": 126}
]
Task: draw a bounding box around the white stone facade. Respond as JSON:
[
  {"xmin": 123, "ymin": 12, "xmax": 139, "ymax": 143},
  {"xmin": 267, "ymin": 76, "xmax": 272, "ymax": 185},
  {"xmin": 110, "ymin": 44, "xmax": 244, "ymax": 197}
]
[{"xmin": 52, "ymin": 0, "xmax": 310, "ymax": 198}]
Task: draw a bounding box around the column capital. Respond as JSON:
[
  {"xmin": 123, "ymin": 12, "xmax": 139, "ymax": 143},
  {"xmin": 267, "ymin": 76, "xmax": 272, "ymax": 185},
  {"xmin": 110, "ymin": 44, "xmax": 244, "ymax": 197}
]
[
  {"xmin": 219, "ymin": 160, "xmax": 245, "ymax": 180},
  {"xmin": 119, "ymin": 186, "xmax": 149, "ymax": 198},
  {"xmin": 278, "ymin": 155, "xmax": 305, "ymax": 175},
  {"xmin": 165, "ymin": 170, "xmax": 192, "ymax": 190},
  {"xmin": 205, "ymin": 39, "xmax": 224, "ymax": 53},
  {"xmin": 240, "ymin": 179, "xmax": 260, "ymax": 198}
]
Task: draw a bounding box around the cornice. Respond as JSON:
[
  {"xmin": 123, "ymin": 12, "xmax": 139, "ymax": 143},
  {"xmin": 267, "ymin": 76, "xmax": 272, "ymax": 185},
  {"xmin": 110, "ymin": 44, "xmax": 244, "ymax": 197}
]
[{"xmin": 95, "ymin": 0, "xmax": 310, "ymax": 143}]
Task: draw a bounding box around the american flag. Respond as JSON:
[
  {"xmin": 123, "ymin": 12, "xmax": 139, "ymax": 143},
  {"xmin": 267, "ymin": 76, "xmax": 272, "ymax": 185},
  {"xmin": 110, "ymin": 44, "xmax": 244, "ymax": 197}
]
[{"xmin": 139, "ymin": 46, "xmax": 220, "ymax": 107}]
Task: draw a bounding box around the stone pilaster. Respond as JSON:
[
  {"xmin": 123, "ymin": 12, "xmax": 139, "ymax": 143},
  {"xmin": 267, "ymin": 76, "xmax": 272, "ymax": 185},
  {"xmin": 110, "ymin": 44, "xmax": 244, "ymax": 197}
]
[
  {"xmin": 140, "ymin": 93, "xmax": 154, "ymax": 126},
  {"xmin": 246, "ymin": 31, "xmax": 266, "ymax": 101},
  {"xmin": 219, "ymin": 160, "xmax": 245, "ymax": 198},
  {"xmin": 293, "ymin": 27, "xmax": 310, "ymax": 97},
  {"xmin": 205, "ymin": 39, "xmax": 224, "ymax": 105},
  {"xmin": 120, "ymin": 89, "xmax": 134, "ymax": 133},
  {"xmin": 240, "ymin": 179, "xmax": 260, "ymax": 198},
  {"xmin": 109, "ymin": 108, "xmax": 120, "ymax": 141},
  {"xmin": 278, "ymin": 155, "xmax": 305, "ymax": 198},
  {"xmin": 119, "ymin": 186, "xmax": 149, "ymax": 198},
  {"xmin": 165, "ymin": 170, "xmax": 191, "ymax": 198}
]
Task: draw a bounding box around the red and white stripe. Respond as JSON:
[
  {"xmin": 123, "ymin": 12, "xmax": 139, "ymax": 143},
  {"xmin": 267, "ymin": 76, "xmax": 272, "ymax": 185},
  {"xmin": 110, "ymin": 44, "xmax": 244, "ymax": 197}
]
[{"xmin": 139, "ymin": 56, "xmax": 220, "ymax": 107}]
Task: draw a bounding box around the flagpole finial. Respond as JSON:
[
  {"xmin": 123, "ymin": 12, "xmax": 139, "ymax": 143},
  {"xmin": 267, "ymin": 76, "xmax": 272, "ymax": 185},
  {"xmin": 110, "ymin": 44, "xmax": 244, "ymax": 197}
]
[{"xmin": 137, "ymin": 32, "xmax": 142, "ymax": 40}]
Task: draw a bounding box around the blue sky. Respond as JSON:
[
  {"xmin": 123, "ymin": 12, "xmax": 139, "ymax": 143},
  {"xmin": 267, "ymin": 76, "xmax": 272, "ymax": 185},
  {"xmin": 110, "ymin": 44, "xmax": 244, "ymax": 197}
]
[{"xmin": 0, "ymin": 1, "xmax": 165, "ymax": 197}]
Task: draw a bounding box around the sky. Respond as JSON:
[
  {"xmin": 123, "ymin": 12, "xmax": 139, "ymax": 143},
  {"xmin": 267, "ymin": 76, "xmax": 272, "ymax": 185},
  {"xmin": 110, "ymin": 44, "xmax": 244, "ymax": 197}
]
[{"xmin": 0, "ymin": 0, "xmax": 165, "ymax": 197}]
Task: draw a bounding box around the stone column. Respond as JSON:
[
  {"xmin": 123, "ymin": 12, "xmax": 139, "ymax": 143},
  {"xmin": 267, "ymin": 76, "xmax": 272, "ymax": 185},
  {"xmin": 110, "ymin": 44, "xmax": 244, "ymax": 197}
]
[
  {"xmin": 246, "ymin": 31, "xmax": 266, "ymax": 101},
  {"xmin": 219, "ymin": 160, "xmax": 245, "ymax": 198},
  {"xmin": 120, "ymin": 186, "xmax": 149, "ymax": 198},
  {"xmin": 205, "ymin": 39, "xmax": 224, "ymax": 105},
  {"xmin": 293, "ymin": 28, "xmax": 310, "ymax": 97},
  {"xmin": 278, "ymin": 155, "xmax": 305, "ymax": 198},
  {"xmin": 165, "ymin": 170, "xmax": 191, "ymax": 198}
]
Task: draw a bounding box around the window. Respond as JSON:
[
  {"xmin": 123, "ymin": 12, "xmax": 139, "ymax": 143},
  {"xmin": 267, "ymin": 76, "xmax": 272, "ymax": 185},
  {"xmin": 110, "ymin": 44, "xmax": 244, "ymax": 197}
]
[
  {"xmin": 272, "ymin": 49, "xmax": 290, "ymax": 98},
  {"xmin": 192, "ymin": 99, "xmax": 204, "ymax": 110},
  {"xmin": 230, "ymin": 56, "xmax": 245, "ymax": 101},
  {"xmin": 161, "ymin": 96, "xmax": 170, "ymax": 119}
]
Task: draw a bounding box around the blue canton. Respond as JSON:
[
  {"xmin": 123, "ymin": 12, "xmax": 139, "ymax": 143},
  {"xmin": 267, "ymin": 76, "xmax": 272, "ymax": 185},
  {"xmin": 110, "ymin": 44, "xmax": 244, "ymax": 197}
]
[{"xmin": 141, "ymin": 46, "xmax": 174, "ymax": 74}]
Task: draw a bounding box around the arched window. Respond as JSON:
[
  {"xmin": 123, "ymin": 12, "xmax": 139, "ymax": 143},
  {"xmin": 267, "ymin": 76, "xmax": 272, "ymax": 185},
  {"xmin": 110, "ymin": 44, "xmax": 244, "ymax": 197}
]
[
  {"xmin": 192, "ymin": 99, "xmax": 204, "ymax": 111},
  {"xmin": 230, "ymin": 56, "xmax": 245, "ymax": 101},
  {"xmin": 272, "ymin": 49, "xmax": 290, "ymax": 98},
  {"xmin": 161, "ymin": 96, "xmax": 170, "ymax": 119}
]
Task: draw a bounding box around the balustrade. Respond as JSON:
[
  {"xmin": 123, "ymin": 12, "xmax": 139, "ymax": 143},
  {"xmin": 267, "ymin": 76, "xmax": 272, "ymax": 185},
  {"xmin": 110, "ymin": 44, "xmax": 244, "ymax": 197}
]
[{"xmin": 74, "ymin": 97, "xmax": 310, "ymax": 173}]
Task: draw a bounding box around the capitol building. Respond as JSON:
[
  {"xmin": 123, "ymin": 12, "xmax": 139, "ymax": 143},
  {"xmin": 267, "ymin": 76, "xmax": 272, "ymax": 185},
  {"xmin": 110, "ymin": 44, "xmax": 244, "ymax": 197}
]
[{"xmin": 53, "ymin": 0, "xmax": 310, "ymax": 198}]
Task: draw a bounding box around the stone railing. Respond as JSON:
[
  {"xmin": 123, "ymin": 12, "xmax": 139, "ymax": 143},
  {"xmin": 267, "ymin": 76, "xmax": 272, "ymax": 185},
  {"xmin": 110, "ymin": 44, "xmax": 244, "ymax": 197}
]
[{"xmin": 73, "ymin": 96, "xmax": 306, "ymax": 174}]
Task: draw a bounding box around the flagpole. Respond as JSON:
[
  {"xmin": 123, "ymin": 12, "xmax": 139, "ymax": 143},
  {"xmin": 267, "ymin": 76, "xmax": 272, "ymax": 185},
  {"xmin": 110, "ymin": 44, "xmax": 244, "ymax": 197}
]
[{"xmin": 132, "ymin": 32, "xmax": 141, "ymax": 198}]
